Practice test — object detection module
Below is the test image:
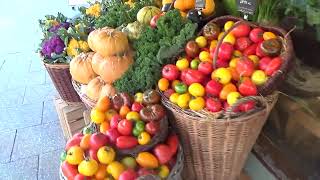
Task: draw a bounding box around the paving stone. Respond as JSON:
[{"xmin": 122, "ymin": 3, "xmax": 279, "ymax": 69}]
[
  {"xmin": 11, "ymin": 122, "xmax": 65, "ymax": 161},
  {"xmin": 0, "ymin": 86, "xmax": 25, "ymax": 108},
  {"xmin": 23, "ymin": 83, "xmax": 57, "ymax": 104},
  {"xmin": 42, "ymin": 100, "xmax": 59, "ymax": 124},
  {"xmin": 38, "ymin": 149, "xmax": 62, "ymax": 180},
  {"xmin": 0, "ymin": 155, "xmax": 38, "ymax": 179},
  {"xmin": 7, "ymin": 70, "xmax": 46, "ymax": 90},
  {"xmin": 0, "ymin": 130, "xmax": 16, "ymax": 163}
]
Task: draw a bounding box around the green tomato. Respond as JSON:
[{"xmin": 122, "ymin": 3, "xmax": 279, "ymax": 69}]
[
  {"xmin": 190, "ymin": 59, "xmax": 200, "ymax": 69},
  {"xmin": 174, "ymin": 82, "xmax": 188, "ymax": 94},
  {"xmin": 133, "ymin": 128, "xmax": 142, "ymax": 137},
  {"xmin": 60, "ymin": 151, "xmax": 67, "ymax": 162},
  {"xmin": 121, "ymin": 156, "xmax": 137, "ymax": 169},
  {"xmin": 135, "ymin": 121, "xmax": 145, "ymax": 132}
]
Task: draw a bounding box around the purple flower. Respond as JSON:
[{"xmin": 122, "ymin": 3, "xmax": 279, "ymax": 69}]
[
  {"xmin": 49, "ymin": 22, "xmax": 70, "ymax": 33},
  {"xmin": 41, "ymin": 35, "xmax": 65, "ymax": 58}
]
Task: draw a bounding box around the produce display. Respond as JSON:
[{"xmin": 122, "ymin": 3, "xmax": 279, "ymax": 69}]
[{"xmin": 158, "ymin": 20, "xmax": 285, "ymax": 111}]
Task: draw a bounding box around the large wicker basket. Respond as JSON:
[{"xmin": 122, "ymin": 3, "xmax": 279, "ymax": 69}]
[
  {"xmin": 72, "ymin": 80, "xmax": 96, "ymax": 109},
  {"xmin": 161, "ymin": 92, "xmax": 278, "ymax": 180},
  {"xmin": 44, "ymin": 63, "xmax": 81, "ymax": 102}
]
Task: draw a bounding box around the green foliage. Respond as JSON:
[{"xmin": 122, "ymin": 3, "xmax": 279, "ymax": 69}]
[{"xmin": 253, "ymin": 0, "xmax": 281, "ymax": 26}]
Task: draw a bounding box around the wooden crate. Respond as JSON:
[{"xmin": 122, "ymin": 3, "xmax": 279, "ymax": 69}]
[{"xmin": 54, "ymin": 96, "xmax": 88, "ymax": 140}]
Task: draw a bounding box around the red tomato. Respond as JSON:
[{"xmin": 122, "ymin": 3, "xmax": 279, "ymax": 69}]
[
  {"xmin": 259, "ymin": 57, "xmax": 272, "ymax": 71},
  {"xmin": 231, "ymin": 24, "xmax": 251, "ymax": 37},
  {"xmin": 265, "ymin": 57, "xmax": 282, "ymax": 76},
  {"xmin": 243, "ymin": 43, "xmax": 258, "ymax": 56},
  {"xmin": 235, "ymin": 37, "xmax": 252, "ymax": 51},
  {"xmin": 217, "ymin": 42, "xmax": 234, "ymax": 61},
  {"xmin": 238, "ymin": 79, "xmax": 257, "ymax": 96},
  {"xmin": 205, "ymin": 80, "xmax": 223, "ymax": 97},
  {"xmin": 110, "ymin": 114, "xmax": 122, "ymax": 129},
  {"xmin": 249, "ymin": 28, "xmax": 264, "ymax": 43},
  {"xmin": 119, "ymin": 169, "xmax": 138, "ymax": 180},
  {"xmin": 74, "ymin": 174, "xmax": 90, "ymax": 180},
  {"xmin": 239, "ymin": 101, "xmax": 256, "ymax": 112},
  {"xmin": 116, "ymin": 136, "xmax": 138, "ymax": 149},
  {"xmin": 89, "ymin": 133, "xmax": 109, "ymax": 150},
  {"xmin": 65, "ymin": 134, "xmax": 83, "ymax": 151},
  {"xmin": 145, "ymin": 121, "xmax": 160, "ymax": 135},
  {"xmin": 198, "ymin": 62, "xmax": 213, "ymax": 75},
  {"xmin": 153, "ymin": 144, "xmax": 173, "ymax": 164},
  {"xmin": 131, "ymin": 102, "xmax": 144, "ymax": 112},
  {"xmin": 106, "ymin": 128, "xmax": 121, "ymax": 144},
  {"xmin": 256, "ymin": 42, "xmax": 266, "ymax": 57},
  {"xmin": 185, "ymin": 69, "xmax": 205, "ymax": 85},
  {"xmin": 215, "ymin": 58, "xmax": 229, "ymax": 68},
  {"xmin": 117, "ymin": 119, "xmax": 133, "ymax": 136},
  {"xmin": 61, "ymin": 161, "xmax": 78, "ymax": 179},
  {"xmin": 180, "ymin": 69, "xmax": 188, "ymax": 83},
  {"xmin": 89, "ymin": 148, "xmax": 99, "ymax": 162},
  {"xmin": 236, "ymin": 57, "xmax": 255, "ymax": 77},
  {"xmin": 206, "ymin": 98, "xmax": 222, "ymax": 112},
  {"xmin": 162, "ymin": 64, "xmax": 180, "ymax": 81},
  {"xmin": 166, "ymin": 134, "xmax": 179, "ymax": 155}
]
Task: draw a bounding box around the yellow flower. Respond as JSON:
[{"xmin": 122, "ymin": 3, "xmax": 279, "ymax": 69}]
[
  {"xmin": 78, "ymin": 41, "xmax": 90, "ymax": 52},
  {"xmin": 86, "ymin": 3, "xmax": 101, "ymax": 17},
  {"xmin": 67, "ymin": 39, "xmax": 80, "ymax": 57},
  {"xmin": 125, "ymin": 0, "xmax": 135, "ymax": 8}
]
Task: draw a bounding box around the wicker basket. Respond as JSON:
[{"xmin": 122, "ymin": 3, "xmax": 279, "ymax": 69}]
[
  {"xmin": 44, "ymin": 63, "xmax": 81, "ymax": 102},
  {"xmin": 161, "ymin": 92, "xmax": 278, "ymax": 180},
  {"xmin": 207, "ymin": 16, "xmax": 294, "ymax": 96},
  {"xmin": 72, "ymin": 80, "xmax": 96, "ymax": 109}
]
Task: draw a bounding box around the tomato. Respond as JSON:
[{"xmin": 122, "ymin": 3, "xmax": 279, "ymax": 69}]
[
  {"xmin": 227, "ymin": 92, "xmax": 241, "ymax": 105},
  {"xmin": 203, "ymin": 22, "xmax": 220, "ymax": 40},
  {"xmin": 251, "ymin": 70, "xmax": 267, "ymax": 85},
  {"xmin": 107, "ymin": 161, "xmax": 126, "ymax": 180},
  {"xmin": 80, "ymin": 134, "xmax": 91, "ymax": 150},
  {"xmin": 177, "ymin": 93, "xmax": 191, "ymax": 109},
  {"xmin": 136, "ymin": 152, "xmax": 159, "ymax": 169},
  {"xmin": 222, "ymin": 33, "xmax": 236, "ymax": 45},
  {"xmin": 95, "ymin": 164, "xmax": 107, "ymax": 180},
  {"xmin": 215, "ymin": 58, "xmax": 229, "ymax": 68},
  {"xmin": 239, "ymin": 101, "xmax": 256, "ymax": 112},
  {"xmin": 106, "ymin": 128, "xmax": 120, "ymax": 144},
  {"xmin": 139, "ymin": 104, "xmax": 166, "ymax": 122},
  {"xmin": 235, "ymin": 37, "xmax": 252, "ymax": 51},
  {"xmin": 89, "ymin": 133, "xmax": 109, "ymax": 150},
  {"xmin": 263, "ymin": 32, "xmax": 277, "ymax": 40},
  {"xmin": 231, "ymin": 24, "xmax": 251, "ymax": 37},
  {"xmin": 89, "ymin": 148, "xmax": 99, "ymax": 162},
  {"xmin": 138, "ymin": 132, "xmax": 151, "ymax": 145},
  {"xmin": 190, "ymin": 59, "xmax": 200, "ymax": 69},
  {"xmin": 163, "ymin": 89, "xmax": 175, "ymax": 98},
  {"xmin": 188, "ymin": 83, "xmax": 205, "ymax": 97},
  {"xmin": 119, "ymin": 169, "xmax": 138, "ymax": 180},
  {"xmin": 189, "ymin": 97, "xmax": 205, "ymax": 111},
  {"xmin": 219, "ymin": 83, "xmax": 237, "ymax": 100},
  {"xmin": 135, "ymin": 121, "xmax": 145, "ymax": 132},
  {"xmin": 143, "ymin": 90, "xmax": 161, "ymax": 105},
  {"xmin": 250, "ymin": 28, "xmax": 264, "ymax": 43},
  {"xmin": 158, "ymin": 165, "xmax": 170, "ymax": 179},
  {"xmin": 239, "ymin": 79, "xmax": 257, "ymax": 96},
  {"xmin": 174, "ymin": 82, "xmax": 188, "ymax": 94},
  {"xmin": 233, "ymin": 50, "xmax": 242, "ymax": 58},
  {"xmin": 150, "ymin": 14, "xmax": 162, "ymax": 28},
  {"xmin": 209, "ymin": 40, "xmax": 218, "ymax": 52},
  {"xmin": 117, "ymin": 119, "xmax": 133, "ymax": 136},
  {"xmin": 119, "ymin": 105, "xmax": 130, "ymax": 118},
  {"xmin": 96, "ymin": 96, "xmax": 111, "ymax": 112},
  {"xmin": 185, "ymin": 40, "xmax": 200, "ymax": 58},
  {"xmin": 66, "ymin": 146, "xmax": 84, "ymax": 165},
  {"xmin": 169, "ymin": 93, "xmax": 180, "ymax": 104},
  {"xmin": 227, "ymin": 67, "xmax": 240, "ymax": 81},
  {"xmin": 105, "ymin": 109, "xmax": 118, "ymax": 121},
  {"xmin": 185, "ymin": 69, "xmax": 205, "ymax": 85},
  {"xmin": 229, "ymin": 58, "xmax": 239, "ymax": 68},
  {"xmin": 134, "ymin": 92, "xmax": 143, "ymax": 103},
  {"xmin": 176, "ymin": 58, "xmax": 189, "ymax": 70},
  {"xmin": 205, "ymin": 80, "xmax": 222, "ymax": 97},
  {"xmin": 109, "ymin": 114, "xmax": 121, "ymax": 129},
  {"xmin": 121, "ymin": 156, "xmax": 137, "ymax": 169},
  {"xmin": 217, "ymin": 42, "xmax": 234, "ymax": 61},
  {"xmin": 116, "ymin": 136, "xmax": 138, "ymax": 149},
  {"xmin": 154, "ymin": 144, "xmax": 173, "ymax": 164},
  {"xmin": 198, "ymin": 62, "xmax": 213, "ymax": 75},
  {"xmin": 126, "ymin": 111, "xmax": 140, "ymax": 121},
  {"xmin": 61, "ymin": 161, "xmax": 78, "ymax": 179},
  {"xmin": 224, "ymin": 21, "xmax": 234, "ymax": 31},
  {"xmin": 259, "ymin": 57, "xmax": 272, "ymax": 71},
  {"xmin": 158, "ymin": 78, "xmax": 170, "ymax": 91},
  {"xmin": 195, "ymin": 36, "xmax": 207, "ymax": 48},
  {"xmin": 260, "ymin": 39, "xmax": 282, "ymax": 57},
  {"xmin": 199, "ymin": 51, "xmax": 211, "ymax": 62},
  {"xmin": 74, "ymin": 173, "xmax": 89, "ymax": 180},
  {"xmin": 212, "ymin": 68, "xmax": 232, "ymax": 85},
  {"xmin": 91, "ymin": 108, "xmax": 105, "ymax": 124},
  {"xmin": 248, "ymin": 55, "xmax": 259, "ymax": 67},
  {"xmin": 256, "ymin": 42, "xmax": 267, "ymax": 57},
  {"xmin": 166, "ymin": 134, "xmax": 179, "ymax": 155},
  {"xmin": 65, "ymin": 133, "xmax": 83, "ymax": 151},
  {"xmin": 78, "ymin": 159, "xmax": 99, "ymax": 176},
  {"xmin": 243, "ymin": 43, "xmax": 258, "ymax": 56},
  {"xmin": 162, "ymin": 64, "xmax": 180, "ymax": 81},
  {"xmin": 97, "ymin": 146, "xmax": 115, "ymax": 165},
  {"xmin": 145, "ymin": 121, "xmax": 160, "ymax": 135},
  {"xmin": 265, "ymin": 57, "xmax": 282, "ymax": 76},
  {"xmin": 236, "ymin": 56, "xmax": 255, "ymax": 77},
  {"xmin": 206, "ymin": 98, "xmax": 222, "ymax": 112},
  {"xmin": 99, "ymin": 121, "xmax": 110, "ymax": 134}
]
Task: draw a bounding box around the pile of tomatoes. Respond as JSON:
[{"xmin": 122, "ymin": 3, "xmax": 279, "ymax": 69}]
[
  {"xmin": 158, "ymin": 20, "xmax": 284, "ymax": 112},
  {"xmin": 90, "ymin": 90, "xmax": 166, "ymax": 149},
  {"xmin": 61, "ymin": 132, "xmax": 179, "ymax": 180}
]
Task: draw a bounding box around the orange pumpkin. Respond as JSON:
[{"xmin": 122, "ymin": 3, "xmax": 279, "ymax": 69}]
[
  {"xmin": 92, "ymin": 52, "xmax": 133, "ymax": 83},
  {"xmin": 88, "ymin": 27, "xmax": 130, "ymax": 57},
  {"xmin": 70, "ymin": 52, "xmax": 97, "ymax": 84},
  {"xmin": 86, "ymin": 76, "xmax": 116, "ymax": 101},
  {"xmin": 174, "ymin": 0, "xmax": 195, "ymax": 11}
]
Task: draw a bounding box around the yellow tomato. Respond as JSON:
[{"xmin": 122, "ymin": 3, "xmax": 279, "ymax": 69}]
[
  {"xmin": 224, "ymin": 21, "xmax": 234, "ymax": 31},
  {"xmin": 171, "ymin": 80, "xmax": 180, "ymax": 89},
  {"xmin": 107, "ymin": 161, "xmax": 126, "ymax": 180},
  {"xmin": 248, "ymin": 55, "xmax": 259, "ymax": 67},
  {"xmin": 177, "ymin": 93, "xmax": 191, "ymax": 109},
  {"xmin": 227, "ymin": 92, "xmax": 241, "ymax": 105},
  {"xmin": 223, "ymin": 33, "xmax": 236, "ymax": 45},
  {"xmin": 78, "ymin": 159, "xmax": 99, "ymax": 176},
  {"xmin": 105, "ymin": 109, "xmax": 118, "ymax": 121},
  {"xmin": 158, "ymin": 165, "xmax": 170, "ymax": 179},
  {"xmin": 136, "ymin": 152, "xmax": 159, "ymax": 169},
  {"xmin": 263, "ymin": 32, "xmax": 277, "ymax": 40},
  {"xmin": 199, "ymin": 51, "xmax": 211, "ymax": 62},
  {"xmin": 251, "ymin": 70, "xmax": 267, "ymax": 85},
  {"xmin": 189, "ymin": 97, "xmax": 205, "ymax": 111},
  {"xmin": 80, "ymin": 134, "xmax": 91, "ymax": 150},
  {"xmin": 233, "ymin": 50, "xmax": 242, "ymax": 58},
  {"xmin": 169, "ymin": 93, "xmax": 180, "ymax": 104},
  {"xmin": 212, "ymin": 68, "xmax": 232, "ymax": 85},
  {"xmin": 134, "ymin": 92, "xmax": 143, "ymax": 103},
  {"xmin": 138, "ymin": 132, "xmax": 151, "ymax": 145},
  {"xmin": 91, "ymin": 108, "xmax": 105, "ymax": 124},
  {"xmin": 66, "ymin": 146, "xmax": 84, "ymax": 165},
  {"xmin": 97, "ymin": 146, "xmax": 116, "ymax": 165},
  {"xmin": 229, "ymin": 58, "xmax": 239, "ymax": 68},
  {"xmin": 126, "ymin": 111, "xmax": 140, "ymax": 121},
  {"xmin": 188, "ymin": 83, "xmax": 205, "ymax": 97},
  {"xmin": 210, "ymin": 40, "xmax": 218, "ymax": 51},
  {"xmin": 218, "ymin": 32, "xmax": 225, "ymax": 41},
  {"xmin": 176, "ymin": 58, "xmax": 189, "ymax": 70},
  {"xmin": 95, "ymin": 164, "xmax": 107, "ymax": 180},
  {"xmin": 158, "ymin": 78, "xmax": 170, "ymax": 91},
  {"xmin": 195, "ymin": 36, "xmax": 207, "ymax": 48}
]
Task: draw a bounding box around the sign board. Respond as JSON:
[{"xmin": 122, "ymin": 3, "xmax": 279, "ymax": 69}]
[
  {"xmin": 195, "ymin": 0, "xmax": 206, "ymax": 9},
  {"xmin": 237, "ymin": 0, "xmax": 257, "ymax": 15}
]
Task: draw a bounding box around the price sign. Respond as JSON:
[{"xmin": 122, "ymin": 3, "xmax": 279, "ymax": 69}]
[
  {"xmin": 237, "ymin": 0, "xmax": 257, "ymax": 15},
  {"xmin": 195, "ymin": 0, "xmax": 206, "ymax": 9}
]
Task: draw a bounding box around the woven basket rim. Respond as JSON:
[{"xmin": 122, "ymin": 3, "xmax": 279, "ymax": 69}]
[
  {"xmin": 72, "ymin": 80, "xmax": 96, "ymax": 108},
  {"xmin": 44, "ymin": 62, "xmax": 70, "ymax": 69}
]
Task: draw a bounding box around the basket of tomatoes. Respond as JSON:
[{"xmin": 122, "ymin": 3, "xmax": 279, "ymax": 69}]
[
  {"xmin": 59, "ymin": 131, "xmax": 183, "ymax": 180},
  {"xmin": 156, "ymin": 15, "xmax": 292, "ymax": 180}
]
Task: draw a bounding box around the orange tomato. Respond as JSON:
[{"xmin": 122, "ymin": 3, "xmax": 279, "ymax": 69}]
[
  {"xmin": 227, "ymin": 67, "xmax": 240, "ymax": 81},
  {"xmin": 219, "ymin": 83, "xmax": 237, "ymax": 100},
  {"xmin": 171, "ymin": 80, "xmax": 180, "ymax": 89},
  {"xmin": 96, "ymin": 96, "xmax": 111, "ymax": 112},
  {"xmin": 136, "ymin": 152, "xmax": 159, "ymax": 169},
  {"xmin": 158, "ymin": 78, "xmax": 170, "ymax": 91},
  {"xmin": 95, "ymin": 164, "xmax": 107, "ymax": 180},
  {"xmin": 91, "ymin": 108, "xmax": 105, "ymax": 124},
  {"xmin": 100, "ymin": 121, "xmax": 110, "ymax": 133},
  {"xmin": 105, "ymin": 109, "xmax": 118, "ymax": 121},
  {"xmin": 80, "ymin": 134, "xmax": 91, "ymax": 150},
  {"xmin": 119, "ymin": 105, "xmax": 130, "ymax": 118}
]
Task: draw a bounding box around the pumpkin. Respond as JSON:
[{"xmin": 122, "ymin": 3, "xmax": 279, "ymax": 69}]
[
  {"xmin": 88, "ymin": 27, "xmax": 130, "ymax": 57},
  {"xmin": 70, "ymin": 52, "xmax": 97, "ymax": 84},
  {"xmin": 122, "ymin": 21, "xmax": 145, "ymax": 40},
  {"xmin": 174, "ymin": 0, "xmax": 195, "ymax": 11},
  {"xmin": 92, "ymin": 51, "xmax": 134, "ymax": 83},
  {"xmin": 201, "ymin": 0, "xmax": 215, "ymax": 16},
  {"xmin": 86, "ymin": 76, "xmax": 116, "ymax": 101},
  {"xmin": 137, "ymin": 6, "xmax": 161, "ymax": 25}
]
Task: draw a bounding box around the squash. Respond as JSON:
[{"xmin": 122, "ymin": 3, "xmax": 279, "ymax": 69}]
[
  {"xmin": 162, "ymin": 0, "xmax": 174, "ymax": 5},
  {"xmin": 202, "ymin": 0, "xmax": 215, "ymax": 16},
  {"xmin": 137, "ymin": 6, "xmax": 161, "ymax": 25},
  {"xmin": 174, "ymin": 0, "xmax": 195, "ymax": 11},
  {"xmin": 86, "ymin": 76, "xmax": 116, "ymax": 101},
  {"xmin": 88, "ymin": 27, "xmax": 129, "ymax": 57},
  {"xmin": 122, "ymin": 21, "xmax": 145, "ymax": 40},
  {"xmin": 92, "ymin": 51, "xmax": 134, "ymax": 83},
  {"xmin": 70, "ymin": 52, "xmax": 97, "ymax": 84}
]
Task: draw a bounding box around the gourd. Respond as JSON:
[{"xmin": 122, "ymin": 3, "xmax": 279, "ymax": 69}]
[
  {"xmin": 86, "ymin": 76, "xmax": 116, "ymax": 101},
  {"xmin": 137, "ymin": 6, "xmax": 161, "ymax": 25},
  {"xmin": 70, "ymin": 52, "xmax": 97, "ymax": 84},
  {"xmin": 174, "ymin": 0, "xmax": 195, "ymax": 11},
  {"xmin": 92, "ymin": 52, "xmax": 134, "ymax": 83},
  {"xmin": 122, "ymin": 21, "xmax": 145, "ymax": 40},
  {"xmin": 202, "ymin": 0, "xmax": 215, "ymax": 16},
  {"xmin": 88, "ymin": 27, "xmax": 129, "ymax": 57}
]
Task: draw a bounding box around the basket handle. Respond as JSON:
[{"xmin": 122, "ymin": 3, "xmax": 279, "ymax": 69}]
[{"xmin": 212, "ymin": 20, "xmax": 251, "ymax": 69}]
